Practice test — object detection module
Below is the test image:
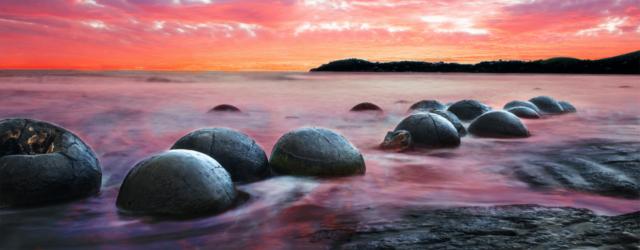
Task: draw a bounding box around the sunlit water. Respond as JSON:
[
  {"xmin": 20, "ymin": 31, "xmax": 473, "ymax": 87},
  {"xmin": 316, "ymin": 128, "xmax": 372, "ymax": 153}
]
[{"xmin": 1, "ymin": 71, "xmax": 639, "ymax": 249}]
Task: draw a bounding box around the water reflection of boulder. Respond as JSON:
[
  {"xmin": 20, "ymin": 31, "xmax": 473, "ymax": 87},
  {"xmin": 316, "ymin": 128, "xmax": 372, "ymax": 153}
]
[{"xmin": 510, "ymin": 140, "xmax": 640, "ymax": 199}]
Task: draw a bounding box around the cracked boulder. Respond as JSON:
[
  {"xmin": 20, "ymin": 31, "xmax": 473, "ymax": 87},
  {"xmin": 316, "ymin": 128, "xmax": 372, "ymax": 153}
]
[
  {"xmin": 469, "ymin": 111, "xmax": 530, "ymax": 138},
  {"xmin": 116, "ymin": 149, "xmax": 236, "ymax": 216},
  {"xmin": 0, "ymin": 118, "xmax": 102, "ymax": 207},
  {"xmin": 529, "ymin": 96, "xmax": 564, "ymax": 114},
  {"xmin": 503, "ymin": 100, "xmax": 541, "ymax": 113},
  {"xmin": 172, "ymin": 128, "xmax": 270, "ymax": 183},
  {"xmin": 270, "ymin": 127, "xmax": 365, "ymax": 177},
  {"xmin": 408, "ymin": 100, "xmax": 446, "ymax": 111},
  {"xmin": 428, "ymin": 109, "xmax": 467, "ymax": 136},
  {"xmin": 394, "ymin": 112, "xmax": 460, "ymax": 147},
  {"xmin": 506, "ymin": 106, "xmax": 541, "ymax": 119},
  {"xmin": 447, "ymin": 99, "xmax": 491, "ymax": 121}
]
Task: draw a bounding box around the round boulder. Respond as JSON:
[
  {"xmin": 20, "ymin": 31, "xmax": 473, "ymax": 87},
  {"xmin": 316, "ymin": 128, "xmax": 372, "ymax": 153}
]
[
  {"xmin": 469, "ymin": 111, "xmax": 530, "ymax": 138},
  {"xmin": 447, "ymin": 100, "xmax": 491, "ymax": 121},
  {"xmin": 209, "ymin": 104, "xmax": 241, "ymax": 112},
  {"xmin": 116, "ymin": 149, "xmax": 236, "ymax": 216},
  {"xmin": 409, "ymin": 100, "xmax": 446, "ymax": 111},
  {"xmin": 559, "ymin": 101, "xmax": 576, "ymax": 113},
  {"xmin": 529, "ymin": 96, "xmax": 563, "ymax": 114},
  {"xmin": 503, "ymin": 100, "xmax": 541, "ymax": 113},
  {"xmin": 350, "ymin": 102, "xmax": 383, "ymax": 112},
  {"xmin": 506, "ymin": 107, "xmax": 541, "ymax": 119},
  {"xmin": 270, "ymin": 128, "xmax": 365, "ymax": 177},
  {"xmin": 429, "ymin": 110, "xmax": 467, "ymax": 136},
  {"xmin": 395, "ymin": 112, "xmax": 460, "ymax": 147},
  {"xmin": 0, "ymin": 118, "xmax": 101, "ymax": 207},
  {"xmin": 171, "ymin": 128, "xmax": 270, "ymax": 183}
]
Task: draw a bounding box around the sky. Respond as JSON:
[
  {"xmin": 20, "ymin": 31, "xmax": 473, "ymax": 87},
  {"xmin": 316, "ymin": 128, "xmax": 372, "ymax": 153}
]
[{"xmin": 1, "ymin": 0, "xmax": 639, "ymax": 71}]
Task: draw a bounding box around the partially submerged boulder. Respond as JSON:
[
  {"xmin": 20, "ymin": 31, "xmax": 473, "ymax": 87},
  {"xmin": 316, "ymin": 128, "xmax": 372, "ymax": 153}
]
[
  {"xmin": 116, "ymin": 150, "xmax": 236, "ymax": 216},
  {"xmin": 506, "ymin": 106, "xmax": 541, "ymax": 119},
  {"xmin": 447, "ymin": 100, "xmax": 491, "ymax": 121},
  {"xmin": 394, "ymin": 113, "xmax": 460, "ymax": 147},
  {"xmin": 350, "ymin": 102, "xmax": 383, "ymax": 112},
  {"xmin": 209, "ymin": 104, "xmax": 241, "ymax": 112},
  {"xmin": 529, "ymin": 96, "xmax": 564, "ymax": 114},
  {"xmin": 270, "ymin": 128, "xmax": 365, "ymax": 177},
  {"xmin": 503, "ymin": 100, "xmax": 541, "ymax": 113},
  {"xmin": 408, "ymin": 100, "xmax": 446, "ymax": 111},
  {"xmin": 468, "ymin": 111, "xmax": 530, "ymax": 138},
  {"xmin": 0, "ymin": 118, "xmax": 102, "ymax": 207},
  {"xmin": 172, "ymin": 128, "xmax": 270, "ymax": 183},
  {"xmin": 559, "ymin": 101, "xmax": 577, "ymax": 113},
  {"xmin": 429, "ymin": 110, "xmax": 467, "ymax": 136}
]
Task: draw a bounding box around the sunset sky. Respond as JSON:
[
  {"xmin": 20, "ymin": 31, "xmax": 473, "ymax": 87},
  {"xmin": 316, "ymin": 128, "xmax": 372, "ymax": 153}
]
[{"xmin": 1, "ymin": 0, "xmax": 639, "ymax": 71}]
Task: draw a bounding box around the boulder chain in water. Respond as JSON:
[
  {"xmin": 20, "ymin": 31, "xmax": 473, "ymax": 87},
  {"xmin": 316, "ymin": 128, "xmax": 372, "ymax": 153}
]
[
  {"xmin": 447, "ymin": 99, "xmax": 492, "ymax": 121},
  {"xmin": 429, "ymin": 109, "xmax": 467, "ymax": 136},
  {"xmin": 350, "ymin": 102, "xmax": 383, "ymax": 112},
  {"xmin": 503, "ymin": 100, "xmax": 541, "ymax": 113},
  {"xmin": 116, "ymin": 149, "xmax": 236, "ymax": 216},
  {"xmin": 559, "ymin": 101, "xmax": 577, "ymax": 113},
  {"xmin": 408, "ymin": 100, "xmax": 446, "ymax": 111},
  {"xmin": 0, "ymin": 118, "xmax": 102, "ymax": 207},
  {"xmin": 469, "ymin": 111, "xmax": 530, "ymax": 138},
  {"xmin": 529, "ymin": 96, "xmax": 564, "ymax": 114},
  {"xmin": 506, "ymin": 106, "xmax": 541, "ymax": 119},
  {"xmin": 270, "ymin": 127, "xmax": 365, "ymax": 177},
  {"xmin": 394, "ymin": 112, "xmax": 460, "ymax": 147},
  {"xmin": 172, "ymin": 128, "xmax": 270, "ymax": 183},
  {"xmin": 209, "ymin": 104, "xmax": 241, "ymax": 112}
]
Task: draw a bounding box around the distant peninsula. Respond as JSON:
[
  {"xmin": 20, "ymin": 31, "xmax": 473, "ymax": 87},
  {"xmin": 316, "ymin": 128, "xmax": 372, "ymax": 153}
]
[{"xmin": 310, "ymin": 50, "xmax": 640, "ymax": 74}]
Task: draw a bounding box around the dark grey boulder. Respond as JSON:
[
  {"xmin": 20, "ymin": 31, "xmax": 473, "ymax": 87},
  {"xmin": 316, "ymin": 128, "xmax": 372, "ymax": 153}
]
[
  {"xmin": 559, "ymin": 101, "xmax": 577, "ymax": 113},
  {"xmin": 209, "ymin": 104, "xmax": 241, "ymax": 112},
  {"xmin": 447, "ymin": 99, "xmax": 491, "ymax": 121},
  {"xmin": 116, "ymin": 149, "xmax": 236, "ymax": 216},
  {"xmin": 394, "ymin": 113, "xmax": 460, "ymax": 147},
  {"xmin": 350, "ymin": 102, "xmax": 382, "ymax": 112},
  {"xmin": 270, "ymin": 128, "xmax": 365, "ymax": 177},
  {"xmin": 468, "ymin": 111, "xmax": 530, "ymax": 138},
  {"xmin": 171, "ymin": 128, "xmax": 270, "ymax": 183},
  {"xmin": 503, "ymin": 100, "xmax": 541, "ymax": 113},
  {"xmin": 408, "ymin": 100, "xmax": 446, "ymax": 111},
  {"xmin": 506, "ymin": 106, "xmax": 541, "ymax": 119},
  {"xmin": 0, "ymin": 118, "xmax": 101, "ymax": 207},
  {"xmin": 529, "ymin": 96, "xmax": 564, "ymax": 114},
  {"xmin": 428, "ymin": 110, "xmax": 467, "ymax": 136}
]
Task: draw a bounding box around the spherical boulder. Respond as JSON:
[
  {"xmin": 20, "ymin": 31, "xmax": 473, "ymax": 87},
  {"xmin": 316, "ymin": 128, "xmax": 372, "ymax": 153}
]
[
  {"xmin": 447, "ymin": 100, "xmax": 491, "ymax": 121},
  {"xmin": 429, "ymin": 110, "xmax": 467, "ymax": 136},
  {"xmin": 559, "ymin": 101, "xmax": 576, "ymax": 113},
  {"xmin": 209, "ymin": 104, "xmax": 241, "ymax": 112},
  {"xmin": 503, "ymin": 100, "xmax": 541, "ymax": 113},
  {"xmin": 350, "ymin": 102, "xmax": 383, "ymax": 112},
  {"xmin": 394, "ymin": 112, "xmax": 460, "ymax": 147},
  {"xmin": 270, "ymin": 128, "xmax": 365, "ymax": 177},
  {"xmin": 171, "ymin": 128, "xmax": 270, "ymax": 183},
  {"xmin": 506, "ymin": 107, "xmax": 541, "ymax": 119},
  {"xmin": 529, "ymin": 96, "xmax": 563, "ymax": 114},
  {"xmin": 116, "ymin": 150, "xmax": 236, "ymax": 216},
  {"xmin": 0, "ymin": 118, "xmax": 101, "ymax": 207},
  {"xmin": 468, "ymin": 111, "xmax": 530, "ymax": 138},
  {"xmin": 408, "ymin": 100, "xmax": 446, "ymax": 111}
]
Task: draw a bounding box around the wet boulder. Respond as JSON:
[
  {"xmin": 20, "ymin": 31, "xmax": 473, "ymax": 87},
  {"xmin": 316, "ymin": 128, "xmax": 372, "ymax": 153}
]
[
  {"xmin": 506, "ymin": 107, "xmax": 541, "ymax": 119},
  {"xmin": 559, "ymin": 101, "xmax": 577, "ymax": 113},
  {"xmin": 116, "ymin": 149, "xmax": 236, "ymax": 216},
  {"xmin": 447, "ymin": 99, "xmax": 491, "ymax": 121},
  {"xmin": 394, "ymin": 112, "xmax": 460, "ymax": 147},
  {"xmin": 171, "ymin": 128, "xmax": 270, "ymax": 183},
  {"xmin": 408, "ymin": 100, "xmax": 446, "ymax": 111},
  {"xmin": 209, "ymin": 104, "xmax": 241, "ymax": 112},
  {"xmin": 350, "ymin": 102, "xmax": 382, "ymax": 112},
  {"xmin": 503, "ymin": 100, "xmax": 541, "ymax": 113},
  {"xmin": 429, "ymin": 110, "xmax": 467, "ymax": 136},
  {"xmin": 529, "ymin": 96, "xmax": 564, "ymax": 114},
  {"xmin": 270, "ymin": 128, "xmax": 365, "ymax": 177},
  {"xmin": 0, "ymin": 118, "xmax": 102, "ymax": 207},
  {"xmin": 468, "ymin": 111, "xmax": 530, "ymax": 138}
]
